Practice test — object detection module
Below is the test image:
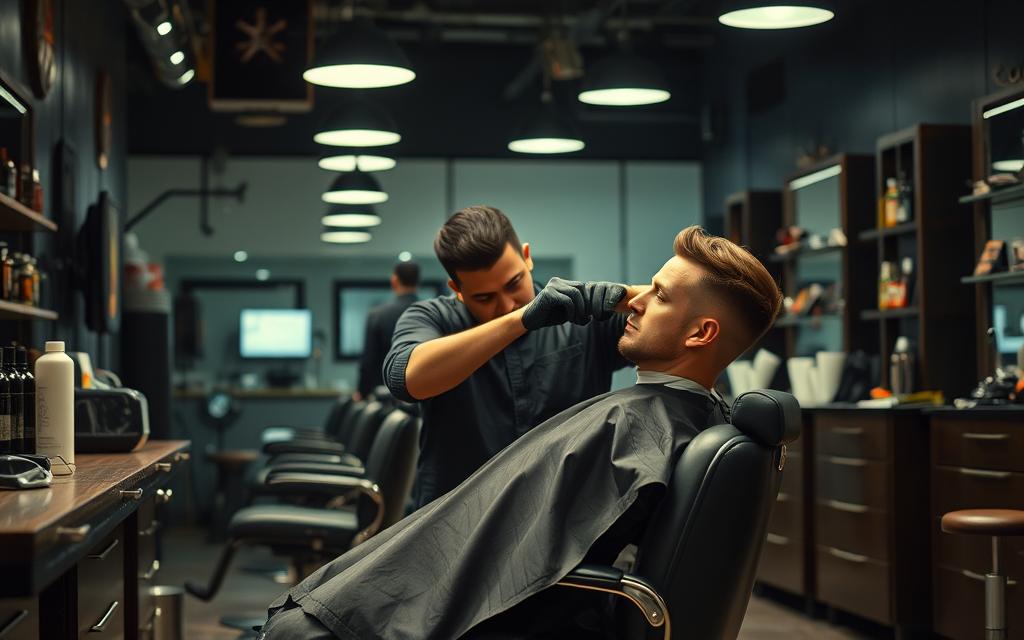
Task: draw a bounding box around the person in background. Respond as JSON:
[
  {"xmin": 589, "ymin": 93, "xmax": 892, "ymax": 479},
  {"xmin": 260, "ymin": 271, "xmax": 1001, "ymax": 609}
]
[{"xmin": 355, "ymin": 261, "xmax": 420, "ymax": 401}]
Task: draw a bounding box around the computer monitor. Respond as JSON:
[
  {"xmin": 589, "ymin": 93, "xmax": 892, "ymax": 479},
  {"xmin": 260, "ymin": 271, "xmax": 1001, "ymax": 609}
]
[{"xmin": 239, "ymin": 309, "xmax": 312, "ymax": 358}]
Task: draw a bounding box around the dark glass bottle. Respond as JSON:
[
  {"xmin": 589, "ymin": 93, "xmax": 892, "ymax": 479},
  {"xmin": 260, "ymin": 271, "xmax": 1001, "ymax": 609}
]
[
  {"xmin": 0, "ymin": 349, "xmax": 9, "ymax": 455},
  {"xmin": 16, "ymin": 347, "xmax": 34, "ymax": 453},
  {"xmin": 6, "ymin": 346, "xmax": 22, "ymax": 453}
]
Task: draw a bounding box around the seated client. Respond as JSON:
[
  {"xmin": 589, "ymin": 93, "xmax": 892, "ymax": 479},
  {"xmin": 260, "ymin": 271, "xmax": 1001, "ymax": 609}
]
[{"xmin": 259, "ymin": 226, "xmax": 782, "ymax": 640}]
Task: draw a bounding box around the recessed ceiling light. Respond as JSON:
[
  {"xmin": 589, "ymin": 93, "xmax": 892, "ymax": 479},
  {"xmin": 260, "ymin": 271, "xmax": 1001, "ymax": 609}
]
[
  {"xmin": 170, "ymin": 50, "xmax": 185, "ymax": 65},
  {"xmin": 255, "ymin": 268, "xmax": 270, "ymax": 281},
  {"xmin": 233, "ymin": 250, "xmax": 248, "ymax": 263},
  {"xmin": 398, "ymin": 251, "xmax": 412, "ymax": 262},
  {"xmin": 156, "ymin": 21, "xmax": 172, "ymax": 35}
]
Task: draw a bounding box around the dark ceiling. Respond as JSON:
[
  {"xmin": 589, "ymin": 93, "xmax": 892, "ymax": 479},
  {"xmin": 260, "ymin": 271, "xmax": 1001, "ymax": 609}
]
[{"xmin": 127, "ymin": 0, "xmax": 719, "ymax": 159}]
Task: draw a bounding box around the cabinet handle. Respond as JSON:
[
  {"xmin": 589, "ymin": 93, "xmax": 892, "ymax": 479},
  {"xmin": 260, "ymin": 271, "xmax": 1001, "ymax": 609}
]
[
  {"xmin": 776, "ymin": 492, "xmax": 790, "ymax": 503},
  {"xmin": 140, "ymin": 607, "xmax": 161, "ymax": 633},
  {"xmin": 156, "ymin": 488, "xmax": 173, "ymax": 504},
  {"xmin": 825, "ymin": 499, "xmax": 869, "ymax": 514},
  {"xmin": 961, "ymin": 569, "xmax": 1017, "ymax": 586},
  {"xmin": 958, "ymin": 467, "xmax": 1011, "ymax": 480},
  {"xmin": 0, "ymin": 610, "xmax": 29, "ymax": 638},
  {"xmin": 174, "ymin": 452, "xmax": 191, "ymax": 463},
  {"xmin": 827, "ymin": 547, "xmax": 868, "ymax": 564},
  {"xmin": 140, "ymin": 520, "xmax": 161, "ymax": 537},
  {"xmin": 56, "ymin": 524, "xmax": 91, "ymax": 542},
  {"xmin": 88, "ymin": 538, "xmax": 119, "ymax": 561},
  {"xmin": 154, "ymin": 462, "xmax": 172, "ymax": 472},
  {"xmin": 962, "ymin": 432, "xmax": 1010, "ymax": 441},
  {"xmin": 827, "ymin": 456, "xmax": 868, "ymax": 467},
  {"xmin": 765, "ymin": 533, "xmax": 790, "ymax": 546},
  {"xmin": 140, "ymin": 559, "xmax": 161, "ymax": 581},
  {"xmin": 90, "ymin": 600, "xmax": 119, "ymax": 633},
  {"xmin": 120, "ymin": 489, "xmax": 144, "ymax": 501},
  {"xmin": 831, "ymin": 426, "xmax": 864, "ymax": 436}
]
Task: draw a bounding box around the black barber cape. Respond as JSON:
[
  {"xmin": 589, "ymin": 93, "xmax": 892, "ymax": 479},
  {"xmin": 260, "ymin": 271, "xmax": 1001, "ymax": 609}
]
[{"xmin": 266, "ymin": 383, "xmax": 726, "ymax": 639}]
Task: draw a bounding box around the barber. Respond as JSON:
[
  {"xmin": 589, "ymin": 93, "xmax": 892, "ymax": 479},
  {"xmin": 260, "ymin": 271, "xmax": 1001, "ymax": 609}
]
[{"xmin": 384, "ymin": 205, "xmax": 638, "ymax": 506}]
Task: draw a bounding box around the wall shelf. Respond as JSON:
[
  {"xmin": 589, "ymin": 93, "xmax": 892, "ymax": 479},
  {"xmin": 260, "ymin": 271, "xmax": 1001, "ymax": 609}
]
[
  {"xmin": 775, "ymin": 312, "xmax": 841, "ymax": 328},
  {"xmin": 767, "ymin": 244, "xmax": 844, "ymax": 263},
  {"xmin": 0, "ymin": 300, "xmax": 58, "ymax": 321},
  {"xmin": 858, "ymin": 222, "xmax": 918, "ymax": 241},
  {"xmin": 860, "ymin": 306, "xmax": 919, "ymax": 321},
  {"xmin": 0, "ymin": 193, "xmax": 57, "ymax": 233},
  {"xmin": 960, "ymin": 270, "xmax": 1024, "ymax": 286},
  {"xmin": 958, "ymin": 181, "xmax": 1024, "ymax": 206}
]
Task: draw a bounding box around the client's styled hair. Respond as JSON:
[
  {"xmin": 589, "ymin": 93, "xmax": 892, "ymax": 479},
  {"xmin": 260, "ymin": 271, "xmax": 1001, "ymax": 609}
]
[
  {"xmin": 434, "ymin": 205, "xmax": 523, "ymax": 285},
  {"xmin": 673, "ymin": 226, "xmax": 783, "ymax": 345}
]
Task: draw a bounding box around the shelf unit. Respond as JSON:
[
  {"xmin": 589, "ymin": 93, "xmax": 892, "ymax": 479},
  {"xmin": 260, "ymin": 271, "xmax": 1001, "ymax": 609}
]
[
  {"xmin": 960, "ymin": 270, "xmax": 1024, "ymax": 286},
  {"xmin": 0, "ymin": 187, "xmax": 59, "ymax": 322},
  {"xmin": 861, "ymin": 124, "xmax": 974, "ymax": 398}
]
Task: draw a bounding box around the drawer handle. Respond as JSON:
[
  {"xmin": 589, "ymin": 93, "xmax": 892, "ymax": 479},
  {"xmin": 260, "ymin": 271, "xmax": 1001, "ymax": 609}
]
[
  {"xmin": 174, "ymin": 451, "xmax": 191, "ymax": 463},
  {"xmin": 831, "ymin": 426, "xmax": 864, "ymax": 436},
  {"xmin": 961, "ymin": 569, "xmax": 1017, "ymax": 586},
  {"xmin": 156, "ymin": 488, "xmax": 173, "ymax": 504},
  {"xmin": 121, "ymin": 489, "xmax": 144, "ymax": 501},
  {"xmin": 827, "ymin": 547, "xmax": 869, "ymax": 564},
  {"xmin": 140, "ymin": 607, "xmax": 161, "ymax": 633},
  {"xmin": 826, "ymin": 499, "xmax": 869, "ymax": 514},
  {"xmin": 90, "ymin": 600, "xmax": 119, "ymax": 633},
  {"xmin": 0, "ymin": 610, "xmax": 29, "ymax": 638},
  {"xmin": 56, "ymin": 524, "xmax": 91, "ymax": 542},
  {"xmin": 765, "ymin": 533, "xmax": 790, "ymax": 546},
  {"xmin": 140, "ymin": 559, "xmax": 161, "ymax": 581},
  {"xmin": 154, "ymin": 462, "xmax": 172, "ymax": 473},
  {"xmin": 140, "ymin": 520, "xmax": 161, "ymax": 537},
  {"xmin": 962, "ymin": 432, "xmax": 1010, "ymax": 441},
  {"xmin": 88, "ymin": 538, "xmax": 119, "ymax": 561},
  {"xmin": 827, "ymin": 456, "xmax": 868, "ymax": 467},
  {"xmin": 776, "ymin": 492, "xmax": 790, "ymax": 503},
  {"xmin": 958, "ymin": 467, "xmax": 1011, "ymax": 480}
]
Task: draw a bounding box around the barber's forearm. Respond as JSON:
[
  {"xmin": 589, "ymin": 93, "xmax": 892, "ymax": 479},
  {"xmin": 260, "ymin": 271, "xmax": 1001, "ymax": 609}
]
[
  {"xmin": 614, "ymin": 285, "xmax": 646, "ymax": 313},
  {"xmin": 404, "ymin": 310, "xmax": 528, "ymax": 400}
]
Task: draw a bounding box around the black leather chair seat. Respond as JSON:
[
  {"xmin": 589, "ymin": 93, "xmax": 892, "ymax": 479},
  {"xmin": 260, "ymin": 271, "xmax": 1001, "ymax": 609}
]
[{"xmin": 230, "ymin": 504, "xmax": 359, "ymax": 549}]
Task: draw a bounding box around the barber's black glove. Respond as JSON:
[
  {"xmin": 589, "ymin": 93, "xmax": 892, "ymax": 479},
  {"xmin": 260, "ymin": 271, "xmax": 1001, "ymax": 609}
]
[{"xmin": 521, "ymin": 278, "xmax": 626, "ymax": 330}]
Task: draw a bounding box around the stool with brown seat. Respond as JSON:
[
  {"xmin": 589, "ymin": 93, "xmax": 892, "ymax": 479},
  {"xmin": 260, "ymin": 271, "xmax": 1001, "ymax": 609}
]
[{"xmin": 941, "ymin": 509, "xmax": 1024, "ymax": 639}]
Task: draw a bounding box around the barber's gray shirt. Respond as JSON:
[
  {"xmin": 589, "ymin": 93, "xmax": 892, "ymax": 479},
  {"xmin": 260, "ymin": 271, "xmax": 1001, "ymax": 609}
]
[{"xmin": 384, "ymin": 289, "xmax": 630, "ymax": 506}]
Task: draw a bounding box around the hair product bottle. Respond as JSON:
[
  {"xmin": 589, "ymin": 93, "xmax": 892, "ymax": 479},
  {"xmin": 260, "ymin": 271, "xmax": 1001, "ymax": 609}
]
[
  {"xmin": 17, "ymin": 346, "xmax": 35, "ymax": 453},
  {"xmin": 5, "ymin": 346, "xmax": 22, "ymax": 452},
  {"xmin": 36, "ymin": 341, "xmax": 74, "ymax": 467},
  {"xmin": 0, "ymin": 349, "xmax": 8, "ymax": 455}
]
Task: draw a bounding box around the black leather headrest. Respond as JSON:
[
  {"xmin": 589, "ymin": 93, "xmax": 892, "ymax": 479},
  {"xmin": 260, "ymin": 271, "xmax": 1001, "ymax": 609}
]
[{"xmin": 731, "ymin": 389, "xmax": 801, "ymax": 447}]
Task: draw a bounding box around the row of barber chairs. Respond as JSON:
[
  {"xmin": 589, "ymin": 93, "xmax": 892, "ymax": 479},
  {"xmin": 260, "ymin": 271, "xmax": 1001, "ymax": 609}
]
[{"xmin": 185, "ymin": 388, "xmax": 804, "ymax": 639}]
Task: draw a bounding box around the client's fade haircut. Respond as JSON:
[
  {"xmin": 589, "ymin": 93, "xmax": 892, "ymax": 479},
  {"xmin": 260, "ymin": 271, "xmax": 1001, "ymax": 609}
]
[
  {"xmin": 674, "ymin": 225, "xmax": 783, "ymax": 345},
  {"xmin": 393, "ymin": 261, "xmax": 420, "ymax": 287},
  {"xmin": 434, "ymin": 205, "xmax": 523, "ymax": 284}
]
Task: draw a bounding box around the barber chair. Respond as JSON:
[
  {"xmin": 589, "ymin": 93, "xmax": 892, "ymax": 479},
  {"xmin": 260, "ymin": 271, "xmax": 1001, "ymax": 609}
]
[
  {"xmin": 941, "ymin": 509, "xmax": 1024, "ymax": 639},
  {"xmin": 529, "ymin": 389, "xmax": 800, "ymax": 640},
  {"xmin": 185, "ymin": 408, "xmax": 421, "ymax": 602},
  {"xmin": 260, "ymin": 394, "xmax": 356, "ymax": 445}
]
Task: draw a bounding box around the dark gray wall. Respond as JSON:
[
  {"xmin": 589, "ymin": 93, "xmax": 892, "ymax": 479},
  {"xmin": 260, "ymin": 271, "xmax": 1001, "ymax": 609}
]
[
  {"xmin": 0, "ymin": 0, "xmax": 128, "ymax": 367},
  {"xmin": 700, "ymin": 0, "xmax": 1021, "ymax": 230}
]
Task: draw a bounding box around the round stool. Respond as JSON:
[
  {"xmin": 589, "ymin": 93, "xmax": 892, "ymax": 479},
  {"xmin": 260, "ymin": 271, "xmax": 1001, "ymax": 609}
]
[
  {"xmin": 941, "ymin": 509, "xmax": 1024, "ymax": 639},
  {"xmin": 206, "ymin": 449, "xmax": 260, "ymax": 541}
]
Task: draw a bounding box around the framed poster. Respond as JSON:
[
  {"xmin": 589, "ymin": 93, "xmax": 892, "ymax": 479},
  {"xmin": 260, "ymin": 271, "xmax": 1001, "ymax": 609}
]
[{"xmin": 208, "ymin": 0, "xmax": 313, "ymax": 112}]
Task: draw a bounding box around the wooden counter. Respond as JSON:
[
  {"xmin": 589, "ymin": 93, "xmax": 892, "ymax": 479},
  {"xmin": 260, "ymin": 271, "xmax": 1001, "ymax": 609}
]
[
  {"xmin": 173, "ymin": 388, "xmax": 342, "ymax": 399},
  {"xmin": 0, "ymin": 441, "xmax": 189, "ymax": 639}
]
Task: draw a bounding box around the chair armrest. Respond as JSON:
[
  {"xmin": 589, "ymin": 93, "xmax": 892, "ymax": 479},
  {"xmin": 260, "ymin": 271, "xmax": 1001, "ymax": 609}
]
[
  {"xmin": 265, "ymin": 462, "xmax": 366, "ymax": 478},
  {"xmin": 556, "ymin": 564, "xmax": 670, "ymax": 640},
  {"xmin": 265, "ymin": 473, "xmax": 385, "ymax": 546},
  {"xmin": 262, "ymin": 438, "xmax": 347, "ymax": 456},
  {"xmin": 261, "ymin": 426, "xmax": 324, "ymax": 444}
]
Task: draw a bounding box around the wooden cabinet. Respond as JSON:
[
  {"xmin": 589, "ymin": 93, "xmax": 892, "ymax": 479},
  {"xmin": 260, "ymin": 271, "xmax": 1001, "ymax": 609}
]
[
  {"xmin": 810, "ymin": 409, "xmax": 931, "ymax": 636},
  {"xmin": 929, "ymin": 410, "xmax": 1024, "ymax": 640},
  {"xmin": 756, "ymin": 419, "xmax": 810, "ymax": 595},
  {"xmin": 0, "ymin": 442, "xmax": 188, "ymax": 640}
]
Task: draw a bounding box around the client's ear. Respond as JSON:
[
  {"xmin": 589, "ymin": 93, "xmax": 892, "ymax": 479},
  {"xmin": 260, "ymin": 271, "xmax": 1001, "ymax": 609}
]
[
  {"xmin": 684, "ymin": 317, "xmax": 720, "ymax": 349},
  {"xmin": 448, "ymin": 279, "xmax": 463, "ymax": 302}
]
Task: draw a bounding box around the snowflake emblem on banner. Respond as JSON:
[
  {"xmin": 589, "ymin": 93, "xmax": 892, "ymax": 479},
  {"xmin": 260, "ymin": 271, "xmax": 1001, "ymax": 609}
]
[{"xmin": 235, "ymin": 7, "xmax": 287, "ymax": 63}]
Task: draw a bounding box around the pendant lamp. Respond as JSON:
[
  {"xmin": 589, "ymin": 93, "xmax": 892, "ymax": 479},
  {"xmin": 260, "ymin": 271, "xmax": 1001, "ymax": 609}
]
[
  {"xmin": 508, "ymin": 92, "xmax": 585, "ymax": 155},
  {"xmin": 718, "ymin": 1, "xmax": 834, "ymax": 29},
  {"xmin": 322, "ymin": 170, "xmax": 388, "ymax": 205},
  {"xmin": 578, "ymin": 51, "xmax": 671, "ymax": 107},
  {"xmin": 321, "ymin": 229, "xmax": 373, "ymax": 244},
  {"xmin": 304, "ymin": 17, "xmax": 415, "ymax": 89},
  {"xmin": 318, "ymin": 151, "xmax": 396, "ymax": 173},
  {"xmin": 314, "ymin": 100, "xmax": 400, "ymax": 147},
  {"xmin": 321, "ymin": 203, "xmax": 382, "ymax": 228}
]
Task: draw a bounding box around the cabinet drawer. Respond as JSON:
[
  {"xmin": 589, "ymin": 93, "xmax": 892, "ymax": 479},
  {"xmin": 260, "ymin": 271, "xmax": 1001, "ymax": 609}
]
[
  {"xmin": 932, "ymin": 466, "xmax": 1024, "ymax": 516},
  {"xmin": 933, "ymin": 520, "xmax": 1024, "ymax": 579},
  {"xmin": 816, "ymin": 456, "xmax": 889, "ymax": 509},
  {"xmin": 816, "ymin": 501, "xmax": 888, "ymax": 562},
  {"xmin": 815, "ymin": 414, "xmax": 889, "ymax": 461},
  {"xmin": 0, "ymin": 597, "xmax": 39, "ymax": 640},
  {"xmin": 757, "ymin": 532, "xmax": 805, "ymax": 595},
  {"xmin": 767, "ymin": 493, "xmax": 802, "ymax": 540},
  {"xmin": 815, "ymin": 546, "xmax": 891, "ymax": 625},
  {"xmin": 932, "ymin": 417, "xmax": 1024, "ymax": 472},
  {"xmin": 933, "ymin": 564, "xmax": 1024, "ymax": 640},
  {"xmin": 77, "ymin": 528, "xmax": 124, "ymax": 639}
]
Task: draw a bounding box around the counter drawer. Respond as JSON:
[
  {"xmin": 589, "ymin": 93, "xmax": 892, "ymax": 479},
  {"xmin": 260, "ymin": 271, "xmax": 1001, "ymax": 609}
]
[
  {"xmin": 778, "ymin": 453, "xmax": 803, "ymax": 502},
  {"xmin": 0, "ymin": 597, "xmax": 38, "ymax": 640},
  {"xmin": 815, "ymin": 546, "xmax": 891, "ymax": 625},
  {"xmin": 933, "ymin": 564, "xmax": 1024, "ymax": 640},
  {"xmin": 814, "ymin": 414, "xmax": 889, "ymax": 461},
  {"xmin": 767, "ymin": 493, "xmax": 802, "ymax": 540},
  {"xmin": 816, "ymin": 456, "xmax": 890, "ymax": 510},
  {"xmin": 816, "ymin": 501, "xmax": 888, "ymax": 562},
  {"xmin": 757, "ymin": 533, "xmax": 805, "ymax": 595},
  {"xmin": 932, "ymin": 417, "xmax": 1024, "ymax": 473},
  {"xmin": 77, "ymin": 528, "xmax": 124, "ymax": 639},
  {"xmin": 932, "ymin": 466, "xmax": 1024, "ymax": 516}
]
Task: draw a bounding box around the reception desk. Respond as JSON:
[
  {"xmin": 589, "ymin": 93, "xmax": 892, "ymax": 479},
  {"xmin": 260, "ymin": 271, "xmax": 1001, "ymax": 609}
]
[{"xmin": 0, "ymin": 441, "xmax": 190, "ymax": 639}]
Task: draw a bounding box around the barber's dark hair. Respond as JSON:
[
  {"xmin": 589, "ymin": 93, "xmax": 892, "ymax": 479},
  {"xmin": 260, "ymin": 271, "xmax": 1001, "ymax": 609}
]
[
  {"xmin": 393, "ymin": 262, "xmax": 420, "ymax": 287},
  {"xmin": 434, "ymin": 205, "xmax": 523, "ymax": 284}
]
